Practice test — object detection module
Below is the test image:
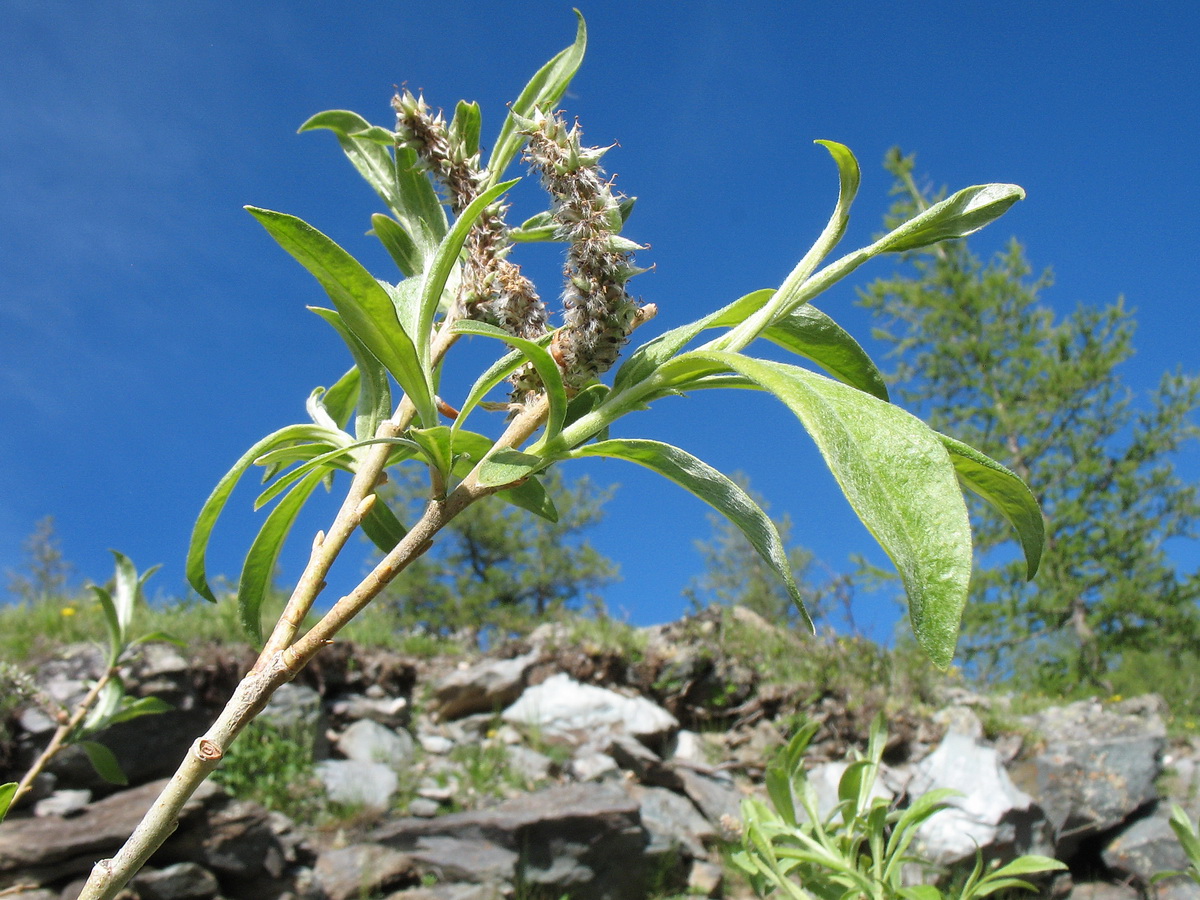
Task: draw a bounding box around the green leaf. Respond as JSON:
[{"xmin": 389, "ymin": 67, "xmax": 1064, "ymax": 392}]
[
  {"xmin": 613, "ymin": 289, "xmax": 775, "ymax": 392},
  {"xmin": 686, "ymin": 351, "xmax": 973, "ymax": 668},
  {"xmin": 716, "ymin": 142, "xmax": 861, "ymax": 351},
  {"xmin": 509, "ymin": 210, "xmax": 559, "ymax": 243},
  {"xmin": 130, "ymin": 630, "xmax": 186, "ymax": 648},
  {"xmin": 90, "ymin": 585, "xmax": 122, "ymax": 665},
  {"xmin": 410, "ymin": 426, "xmax": 454, "ymax": 479},
  {"xmin": 360, "ymin": 496, "xmax": 408, "ymax": 554},
  {"xmin": 418, "ymin": 179, "xmax": 519, "ymax": 366},
  {"xmin": 485, "ymin": 10, "xmax": 587, "ymax": 186},
  {"xmin": 108, "ymin": 696, "xmax": 173, "ymax": 725},
  {"xmin": 499, "ymin": 474, "xmax": 560, "ymax": 522},
  {"xmin": 81, "ymin": 677, "xmax": 125, "ymax": 735},
  {"xmin": 321, "ymin": 367, "xmax": 362, "ymax": 431},
  {"xmin": 77, "ymin": 740, "xmax": 128, "ymax": 786},
  {"xmin": 247, "ymin": 207, "xmax": 436, "ymax": 426},
  {"xmin": 238, "ymin": 468, "xmax": 327, "ymax": 644},
  {"xmin": 985, "ymin": 857, "xmax": 1067, "ymax": 879},
  {"xmin": 0, "ymin": 782, "xmax": 16, "ymax": 823},
  {"xmin": 371, "ymin": 213, "xmax": 422, "ymax": 279},
  {"xmin": 299, "ymin": 109, "xmax": 446, "ymax": 256},
  {"xmin": 875, "ymin": 183, "xmax": 1025, "ymax": 254},
  {"xmin": 476, "ymin": 448, "xmax": 546, "ymax": 488},
  {"xmin": 763, "ymin": 306, "xmax": 889, "ymax": 401},
  {"xmin": 449, "ymin": 100, "xmax": 482, "ymax": 160},
  {"xmin": 451, "ymin": 333, "xmax": 555, "ymax": 432},
  {"xmin": 1167, "ymin": 805, "xmax": 1200, "ymax": 865},
  {"xmin": 109, "ymin": 550, "xmax": 140, "ymax": 639},
  {"xmin": 567, "ymin": 437, "xmax": 814, "ymax": 631},
  {"xmin": 938, "ymin": 432, "xmax": 1045, "ymax": 579},
  {"xmin": 187, "ymin": 424, "xmax": 342, "ymax": 603},
  {"xmin": 310, "ymin": 308, "xmax": 393, "ymax": 442},
  {"xmin": 450, "ymin": 319, "xmax": 568, "ymax": 443}
]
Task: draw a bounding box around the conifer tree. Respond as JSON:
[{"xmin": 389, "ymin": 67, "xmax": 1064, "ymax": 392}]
[{"xmin": 860, "ymin": 151, "xmax": 1200, "ymax": 690}]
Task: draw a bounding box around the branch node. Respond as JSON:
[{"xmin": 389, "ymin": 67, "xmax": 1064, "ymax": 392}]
[
  {"xmin": 355, "ymin": 494, "xmax": 378, "ymax": 520},
  {"xmin": 195, "ymin": 739, "xmax": 223, "ymax": 763}
]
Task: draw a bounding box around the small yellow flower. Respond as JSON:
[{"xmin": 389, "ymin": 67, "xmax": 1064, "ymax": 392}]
[{"xmin": 61, "ymin": 607, "xmax": 77, "ymax": 617}]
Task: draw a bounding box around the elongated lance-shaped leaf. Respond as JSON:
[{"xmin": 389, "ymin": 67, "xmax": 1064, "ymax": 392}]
[
  {"xmin": 310, "ymin": 308, "xmax": 393, "ymax": 442},
  {"xmin": 361, "ymin": 496, "xmax": 409, "ymax": 554},
  {"xmin": 254, "ymin": 436, "xmax": 418, "ymax": 511},
  {"xmin": 78, "ymin": 740, "xmax": 128, "ymax": 786},
  {"xmin": 371, "ymin": 213, "xmax": 422, "ymax": 279},
  {"xmin": 450, "ymin": 319, "xmax": 567, "ymax": 444},
  {"xmin": 685, "ymin": 351, "xmax": 973, "ymax": 668},
  {"xmin": 476, "ymin": 448, "xmax": 547, "ymax": 488},
  {"xmin": 81, "ymin": 677, "xmax": 125, "ymax": 736},
  {"xmin": 0, "ymin": 782, "xmax": 16, "ymax": 823},
  {"xmin": 187, "ymin": 424, "xmax": 342, "ymax": 603},
  {"xmin": 321, "ymin": 367, "xmax": 362, "ymax": 431},
  {"xmin": 500, "ymin": 475, "xmax": 559, "ymax": 523},
  {"xmin": 108, "ymin": 696, "xmax": 173, "ymax": 726},
  {"xmin": 705, "ymin": 301, "xmax": 889, "ymax": 401},
  {"xmin": 248, "ymin": 207, "xmax": 436, "ymax": 426},
  {"xmin": 567, "ymin": 437, "xmax": 815, "ymax": 632},
  {"xmin": 417, "ymin": 179, "xmax": 519, "ymax": 366},
  {"xmin": 614, "ymin": 289, "xmax": 775, "ymax": 393},
  {"xmin": 452, "ymin": 331, "xmax": 556, "ymax": 430},
  {"xmin": 238, "ymin": 467, "xmax": 327, "ymax": 644},
  {"xmin": 90, "ymin": 586, "xmax": 122, "ymax": 666},
  {"xmin": 299, "ymin": 109, "xmax": 446, "ymax": 258},
  {"xmin": 938, "ymin": 432, "xmax": 1045, "ymax": 579},
  {"xmin": 717, "ymin": 141, "xmax": 861, "ymax": 352},
  {"xmin": 485, "ymin": 10, "xmax": 587, "ymax": 186},
  {"xmin": 874, "ymin": 182, "xmax": 1025, "ymax": 253}
]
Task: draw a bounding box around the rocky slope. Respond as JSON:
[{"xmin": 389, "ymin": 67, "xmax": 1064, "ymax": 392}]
[{"xmin": 3, "ymin": 607, "xmax": 1200, "ymax": 900}]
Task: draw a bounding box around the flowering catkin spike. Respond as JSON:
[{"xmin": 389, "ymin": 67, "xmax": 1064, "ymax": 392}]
[
  {"xmin": 392, "ymin": 90, "xmax": 549, "ymax": 387},
  {"xmin": 522, "ymin": 110, "xmax": 646, "ymax": 388}
]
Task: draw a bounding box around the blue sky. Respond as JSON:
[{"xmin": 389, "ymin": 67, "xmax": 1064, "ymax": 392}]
[{"xmin": 2, "ymin": 2, "xmax": 1197, "ymax": 637}]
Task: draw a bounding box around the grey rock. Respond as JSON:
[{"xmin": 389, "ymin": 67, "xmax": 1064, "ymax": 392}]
[
  {"xmin": 52, "ymin": 707, "xmax": 211, "ymax": 791},
  {"xmin": 166, "ymin": 795, "xmax": 289, "ymax": 900},
  {"xmin": 932, "ymin": 705, "xmax": 984, "ymax": 741},
  {"xmin": 314, "ymin": 759, "xmax": 398, "ymax": 811},
  {"xmin": 1069, "ymin": 883, "xmax": 1141, "ymax": 900},
  {"xmin": 506, "ymin": 745, "xmax": 555, "ymax": 783},
  {"xmin": 313, "ymin": 843, "xmax": 413, "ymax": 900},
  {"xmin": 1016, "ymin": 698, "xmax": 1165, "ymax": 856},
  {"xmin": 607, "ymin": 733, "xmax": 665, "ymax": 781},
  {"xmin": 407, "ymin": 798, "xmax": 442, "ymax": 818},
  {"xmin": 910, "ymin": 732, "xmax": 1051, "ymax": 865},
  {"xmin": 386, "ymin": 882, "xmax": 504, "ymax": 900},
  {"xmin": 133, "ymin": 863, "xmax": 220, "ymax": 900},
  {"xmin": 674, "ymin": 767, "xmax": 743, "ymax": 830},
  {"xmin": 328, "ymin": 693, "xmax": 409, "ymax": 729},
  {"xmin": 568, "ymin": 751, "xmax": 619, "ymax": 782},
  {"xmin": 1101, "ymin": 813, "xmax": 1192, "ymax": 885},
  {"xmin": 433, "ymin": 652, "xmax": 538, "ymax": 721},
  {"xmin": 0, "ymin": 778, "xmax": 215, "ymax": 886},
  {"xmin": 405, "ymin": 836, "xmax": 516, "ymax": 885},
  {"xmin": 33, "ymin": 790, "xmax": 91, "ymax": 819},
  {"xmin": 687, "ymin": 859, "xmax": 725, "ymax": 898},
  {"xmin": 502, "ymin": 673, "xmax": 677, "ymax": 747},
  {"xmin": 626, "ymin": 784, "xmax": 712, "ymax": 859},
  {"xmin": 373, "ymin": 780, "xmax": 650, "ymax": 900},
  {"xmin": 664, "ymin": 730, "xmax": 710, "ymax": 766},
  {"xmin": 418, "ymin": 734, "xmax": 455, "ymax": 755},
  {"xmin": 337, "ymin": 720, "xmax": 416, "ymax": 769}
]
